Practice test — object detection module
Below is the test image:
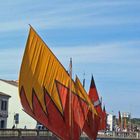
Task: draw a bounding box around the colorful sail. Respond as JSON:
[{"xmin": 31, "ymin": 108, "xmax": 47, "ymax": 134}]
[
  {"xmin": 123, "ymin": 117, "xmax": 127, "ymax": 130},
  {"xmin": 75, "ymin": 76, "xmax": 100, "ymax": 140},
  {"xmin": 19, "ymin": 26, "xmax": 90, "ymax": 140},
  {"xmin": 88, "ymin": 75, "xmax": 103, "ymax": 130},
  {"xmin": 83, "ymin": 110, "xmax": 100, "ymax": 140},
  {"xmin": 81, "ymin": 76, "xmax": 100, "ymax": 139},
  {"xmin": 102, "ymin": 105, "xmax": 107, "ymax": 130}
]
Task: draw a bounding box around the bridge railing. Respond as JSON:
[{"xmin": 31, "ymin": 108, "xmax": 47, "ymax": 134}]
[
  {"xmin": 97, "ymin": 131, "xmax": 140, "ymax": 139},
  {"xmin": 0, "ymin": 129, "xmax": 140, "ymax": 139},
  {"xmin": 0, "ymin": 129, "xmax": 52, "ymax": 137}
]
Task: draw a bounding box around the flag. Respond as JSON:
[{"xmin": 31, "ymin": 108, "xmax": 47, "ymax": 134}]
[
  {"xmin": 19, "ymin": 26, "xmax": 89, "ymax": 140},
  {"xmin": 75, "ymin": 76, "xmax": 100, "ymax": 140}
]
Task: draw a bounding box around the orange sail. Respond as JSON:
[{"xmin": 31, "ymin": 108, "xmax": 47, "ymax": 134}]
[
  {"xmin": 88, "ymin": 75, "xmax": 103, "ymax": 130},
  {"xmin": 19, "ymin": 26, "xmax": 91, "ymax": 140},
  {"xmin": 123, "ymin": 117, "xmax": 127, "ymax": 130},
  {"xmin": 75, "ymin": 76, "xmax": 100, "ymax": 140}
]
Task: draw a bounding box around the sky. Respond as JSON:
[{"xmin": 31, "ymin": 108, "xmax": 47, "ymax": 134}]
[{"xmin": 0, "ymin": 0, "xmax": 140, "ymax": 117}]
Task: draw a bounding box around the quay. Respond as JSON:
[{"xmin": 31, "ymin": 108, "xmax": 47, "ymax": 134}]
[{"xmin": 0, "ymin": 129, "xmax": 140, "ymax": 140}]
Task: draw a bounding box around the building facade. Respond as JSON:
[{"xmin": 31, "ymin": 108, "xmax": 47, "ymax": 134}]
[
  {"xmin": 0, "ymin": 92, "xmax": 10, "ymax": 128},
  {"xmin": 0, "ymin": 79, "xmax": 36, "ymax": 129},
  {"xmin": 107, "ymin": 114, "xmax": 116, "ymax": 131}
]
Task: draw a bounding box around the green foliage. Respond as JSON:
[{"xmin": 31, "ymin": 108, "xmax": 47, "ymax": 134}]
[{"xmin": 131, "ymin": 118, "xmax": 140, "ymax": 126}]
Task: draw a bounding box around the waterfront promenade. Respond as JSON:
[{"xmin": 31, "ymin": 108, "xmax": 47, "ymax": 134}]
[{"xmin": 0, "ymin": 129, "xmax": 140, "ymax": 140}]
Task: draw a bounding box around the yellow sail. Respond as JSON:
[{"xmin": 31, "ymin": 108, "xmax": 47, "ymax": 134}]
[{"xmin": 19, "ymin": 26, "xmax": 94, "ymax": 115}]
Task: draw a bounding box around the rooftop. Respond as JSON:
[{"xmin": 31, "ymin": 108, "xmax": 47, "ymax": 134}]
[
  {"xmin": 0, "ymin": 79, "xmax": 18, "ymax": 87},
  {"xmin": 0, "ymin": 92, "xmax": 11, "ymax": 98}
]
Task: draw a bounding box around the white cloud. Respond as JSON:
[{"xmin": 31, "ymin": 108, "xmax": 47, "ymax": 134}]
[
  {"xmin": 51, "ymin": 40, "xmax": 140, "ymax": 64},
  {"xmin": 1, "ymin": 40, "xmax": 139, "ymax": 79},
  {"xmin": 0, "ymin": 0, "xmax": 140, "ymax": 32}
]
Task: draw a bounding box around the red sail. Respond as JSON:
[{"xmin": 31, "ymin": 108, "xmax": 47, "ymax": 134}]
[
  {"xmin": 56, "ymin": 81, "xmax": 89, "ymax": 139},
  {"xmin": 83, "ymin": 111, "xmax": 100, "ymax": 140},
  {"xmin": 102, "ymin": 105, "xmax": 107, "ymax": 130},
  {"xmin": 82, "ymin": 75, "xmax": 100, "ymax": 140},
  {"xmin": 20, "ymin": 81, "xmax": 89, "ymax": 140},
  {"xmin": 88, "ymin": 75, "xmax": 103, "ymax": 130}
]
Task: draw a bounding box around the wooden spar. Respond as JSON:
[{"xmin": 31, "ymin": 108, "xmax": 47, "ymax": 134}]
[
  {"xmin": 69, "ymin": 58, "xmax": 73, "ymax": 140},
  {"xmin": 83, "ymin": 72, "xmax": 85, "ymax": 88}
]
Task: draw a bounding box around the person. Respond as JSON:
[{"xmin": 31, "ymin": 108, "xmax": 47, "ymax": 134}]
[{"xmin": 12, "ymin": 125, "xmax": 15, "ymax": 129}]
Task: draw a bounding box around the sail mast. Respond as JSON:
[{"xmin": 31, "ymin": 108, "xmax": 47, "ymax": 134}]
[
  {"xmin": 69, "ymin": 58, "xmax": 73, "ymax": 140},
  {"xmin": 83, "ymin": 72, "xmax": 85, "ymax": 88}
]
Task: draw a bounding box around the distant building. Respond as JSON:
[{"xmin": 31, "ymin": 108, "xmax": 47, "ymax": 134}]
[
  {"xmin": 0, "ymin": 92, "xmax": 10, "ymax": 128},
  {"xmin": 107, "ymin": 114, "xmax": 116, "ymax": 131},
  {"xmin": 121, "ymin": 112, "xmax": 131, "ymax": 119},
  {"xmin": 0, "ymin": 79, "xmax": 36, "ymax": 129}
]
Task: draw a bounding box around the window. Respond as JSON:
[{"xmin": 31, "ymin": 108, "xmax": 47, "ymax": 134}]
[
  {"xmin": 0, "ymin": 120, "xmax": 5, "ymax": 129},
  {"xmin": 1, "ymin": 100, "xmax": 7, "ymax": 111}
]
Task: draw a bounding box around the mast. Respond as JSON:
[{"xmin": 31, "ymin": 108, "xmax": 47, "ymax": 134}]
[
  {"xmin": 83, "ymin": 72, "xmax": 85, "ymax": 88},
  {"xmin": 100, "ymin": 96, "xmax": 102, "ymax": 109},
  {"xmin": 69, "ymin": 58, "xmax": 73, "ymax": 140}
]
